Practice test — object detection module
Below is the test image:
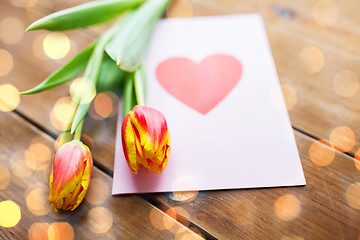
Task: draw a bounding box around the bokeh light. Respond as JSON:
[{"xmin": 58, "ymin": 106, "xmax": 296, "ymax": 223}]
[
  {"xmin": 345, "ymin": 182, "xmax": 360, "ymax": 210},
  {"xmin": 299, "ymin": 47, "xmax": 324, "ymax": 74},
  {"xmin": 165, "ymin": 207, "xmax": 190, "ymax": 231},
  {"xmin": 89, "ymin": 91, "xmax": 119, "ymax": 120},
  {"xmin": 167, "ymin": 0, "xmax": 193, "ymax": 18},
  {"xmin": 164, "ymin": 208, "xmax": 177, "ymax": 230},
  {"xmin": 0, "ymin": 164, "xmax": 10, "ymax": 190},
  {"xmin": 25, "ymin": 143, "xmax": 52, "ymax": 171},
  {"xmin": 94, "ymin": 91, "xmax": 119, "ymax": 118},
  {"xmin": 309, "ymin": 139, "xmax": 335, "ymax": 166},
  {"xmin": 329, "ymin": 126, "xmax": 355, "ymax": 153},
  {"xmin": 54, "ymin": 132, "xmax": 73, "ymax": 151},
  {"xmin": 0, "ymin": 200, "xmax": 21, "ymax": 228},
  {"xmin": 28, "ymin": 222, "xmax": 50, "ymax": 240},
  {"xmin": 174, "ymin": 228, "xmax": 187, "ymax": 240},
  {"xmin": 69, "ymin": 77, "xmax": 96, "ymax": 104},
  {"xmin": 50, "ymin": 97, "xmax": 76, "ymax": 131},
  {"xmin": 175, "ymin": 227, "xmax": 202, "ymax": 240},
  {"xmin": 53, "ymin": 103, "xmax": 74, "ymax": 123},
  {"xmin": 312, "ymin": 0, "xmax": 338, "ymax": 26},
  {"xmin": 0, "ymin": 17, "xmax": 24, "ymax": 45},
  {"xmin": 94, "ymin": 92, "xmax": 113, "ymax": 118},
  {"xmin": 274, "ymin": 194, "xmax": 301, "ymax": 221},
  {"xmin": 0, "ymin": 49, "xmax": 14, "ymax": 76},
  {"xmin": 333, "ymin": 70, "xmax": 359, "ymax": 98},
  {"xmin": 149, "ymin": 208, "xmax": 166, "ymax": 230},
  {"xmin": 85, "ymin": 178, "xmax": 109, "ymax": 205},
  {"xmin": 281, "ymin": 84, "xmax": 297, "ymax": 111},
  {"xmin": 9, "ymin": 151, "xmax": 31, "ymax": 187},
  {"xmin": 171, "ymin": 191, "xmax": 198, "ymax": 202},
  {"xmin": 10, "ymin": 150, "xmax": 33, "ymax": 178},
  {"xmin": 26, "ymin": 187, "xmax": 50, "ymax": 216},
  {"xmin": 29, "ymin": 142, "xmax": 52, "ymax": 161},
  {"xmin": 87, "ymin": 207, "xmax": 113, "ymax": 234},
  {"xmin": 0, "ymin": 84, "xmax": 20, "ymax": 112},
  {"xmin": 43, "ymin": 33, "xmax": 70, "ymax": 60},
  {"xmin": 48, "ymin": 222, "xmax": 74, "ymax": 240},
  {"xmin": 354, "ymin": 148, "xmax": 360, "ymax": 171}
]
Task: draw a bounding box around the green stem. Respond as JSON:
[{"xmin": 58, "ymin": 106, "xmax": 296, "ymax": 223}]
[
  {"xmin": 134, "ymin": 64, "xmax": 146, "ymax": 106},
  {"xmin": 58, "ymin": 130, "xmax": 73, "ymax": 149},
  {"xmin": 74, "ymin": 120, "xmax": 84, "ymax": 141},
  {"xmin": 123, "ymin": 73, "xmax": 136, "ymax": 117},
  {"xmin": 71, "ymin": 16, "xmax": 129, "ymax": 134},
  {"xmin": 57, "ymin": 98, "xmax": 79, "ymax": 148}
]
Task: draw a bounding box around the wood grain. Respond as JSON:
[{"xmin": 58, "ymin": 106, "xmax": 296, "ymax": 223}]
[
  {"xmin": 2, "ymin": 0, "xmax": 360, "ymax": 173},
  {"xmin": 148, "ymin": 130, "xmax": 360, "ymax": 240},
  {"xmin": 1, "ymin": 0, "xmax": 117, "ymax": 172},
  {"xmin": 1, "ymin": 0, "xmax": 360, "ymax": 239},
  {"xmin": 0, "ymin": 112, "xmax": 202, "ymax": 239}
]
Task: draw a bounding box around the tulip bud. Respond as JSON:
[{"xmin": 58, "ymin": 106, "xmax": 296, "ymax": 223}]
[
  {"xmin": 122, "ymin": 105, "xmax": 171, "ymax": 174},
  {"xmin": 49, "ymin": 140, "xmax": 93, "ymax": 211}
]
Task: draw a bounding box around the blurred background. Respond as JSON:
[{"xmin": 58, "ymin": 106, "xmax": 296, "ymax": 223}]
[{"xmin": 1, "ymin": 0, "xmax": 360, "ymax": 239}]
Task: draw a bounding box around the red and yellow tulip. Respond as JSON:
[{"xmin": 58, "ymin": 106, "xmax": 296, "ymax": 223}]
[
  {"xmin": 122, "ymin": 105, "xmax": 171, "ymax": 174},
  {"xmin": 49, "ymin": 139, "xmax": 93, "ymax": 211}
]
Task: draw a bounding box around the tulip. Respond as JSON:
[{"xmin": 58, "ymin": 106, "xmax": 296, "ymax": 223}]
[
  {"xmin": 122, "ymin": 105, "xmax": 171, "ymax": 174},
  {"xmin": 49, "ymin": 139, "xmax": 93, "ymax": 211}
]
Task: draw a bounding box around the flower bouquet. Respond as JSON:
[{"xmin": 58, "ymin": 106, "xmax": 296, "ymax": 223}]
[{"xmin": 23, "ymin": 0, "xmax": 172, "ymax": 211}]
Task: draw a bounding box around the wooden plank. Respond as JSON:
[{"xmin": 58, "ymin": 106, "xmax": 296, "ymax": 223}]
[
  {"xmin": 2, "ymin": 0, "xmax": 359, "ymax": 176},
  {"xmin": 148, "ymin": 130, "xmax": 360, "ymax": 239},
  {"xmin": 1, "ymin": 0, "xmax": 118, "ymax": 171},
  {"xmin": 2, "ymin": 0, "xmax": 360, "ymax": 238},
  {"xmin": 0, "ymin": 111, "xmax": 202, "ymax": 239}
]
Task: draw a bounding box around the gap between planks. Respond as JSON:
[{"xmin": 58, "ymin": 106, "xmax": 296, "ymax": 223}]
[
  {"xmin": 12, "ymin": 108, "xmax": 355, "ymax": 240},
  {"xmin": 12, "ymin": 109, "xmax": 214, "ymax": 239}
]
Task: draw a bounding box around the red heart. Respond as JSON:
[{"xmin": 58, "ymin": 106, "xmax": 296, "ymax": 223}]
[{"xmin": 156, "ymin": 54, "xmax": 242, "ymax": 114}]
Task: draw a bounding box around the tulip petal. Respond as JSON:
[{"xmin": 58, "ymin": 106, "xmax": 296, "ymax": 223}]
[
  {"xmin": 49, "ymin": 140, "xmax": 93, "ymax": 211},
  {"xmin": 121, "ymin": 105, "xmax": 170, "ymax": 174},
  {"xmin": 72, "ymin": 145, "xmax": 93, "ymax": 210},
  {"xmin": 122, "ymin": 114, "xmax": 140, "ymax": 174}
]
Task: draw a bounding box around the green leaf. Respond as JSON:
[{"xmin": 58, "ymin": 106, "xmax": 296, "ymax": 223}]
[
  {"xmin": 105, "ymin": 0, "xmax": 171, "ymax": 72},
  {"xmin": 133, "ymin": 64, "xmax": 146, "ymax": 105},
  {"xmin": 26, "ymin": 0, "xmax": 144, "ymax": 32},
  {"xmin": 123, "ymin": 73, "xmax": 137, "ymax": 117},
  {"xmin": 71, "ymin": 18, "xmax": 127, "ymax": 133},
  {"xmin": 96, "ymin": 53, "xmax": 125, "ymax": 92},
  {"xmin": 21, "ymin": 42, "xmax": 96, "ymax": 95}
]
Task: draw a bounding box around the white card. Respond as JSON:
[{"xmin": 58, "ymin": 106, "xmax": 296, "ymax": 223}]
[{"xmin": 112, "ymin": 14, "xmax": 306, "ymax": 195}]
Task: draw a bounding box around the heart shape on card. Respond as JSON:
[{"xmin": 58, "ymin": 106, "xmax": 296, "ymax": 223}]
[{"xmin": 156, "ymin": 54, "xmax": 242, "ymax": 114}]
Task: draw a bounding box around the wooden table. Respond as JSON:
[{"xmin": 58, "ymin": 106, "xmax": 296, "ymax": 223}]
[{"xmin": 1, "ymin": 0, "xmax": 360, "ymax": 239}]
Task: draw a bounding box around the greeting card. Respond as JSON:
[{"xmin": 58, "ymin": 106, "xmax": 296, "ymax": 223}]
[{"xmin": 112, "ymin": 14, "xmax": 306, "ymax": 194}]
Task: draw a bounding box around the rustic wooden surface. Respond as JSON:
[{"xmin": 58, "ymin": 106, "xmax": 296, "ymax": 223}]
[
  {"xmin": 0, "ymin": 113, "xmax": 202, "ymax": 239},
  {"xmin": 149, "ymin": 131, "xmax": 360, "ymax": 239},
  {"xmin": 1, "ymin": 0, "xmax": 360, "ymax": 239}
]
